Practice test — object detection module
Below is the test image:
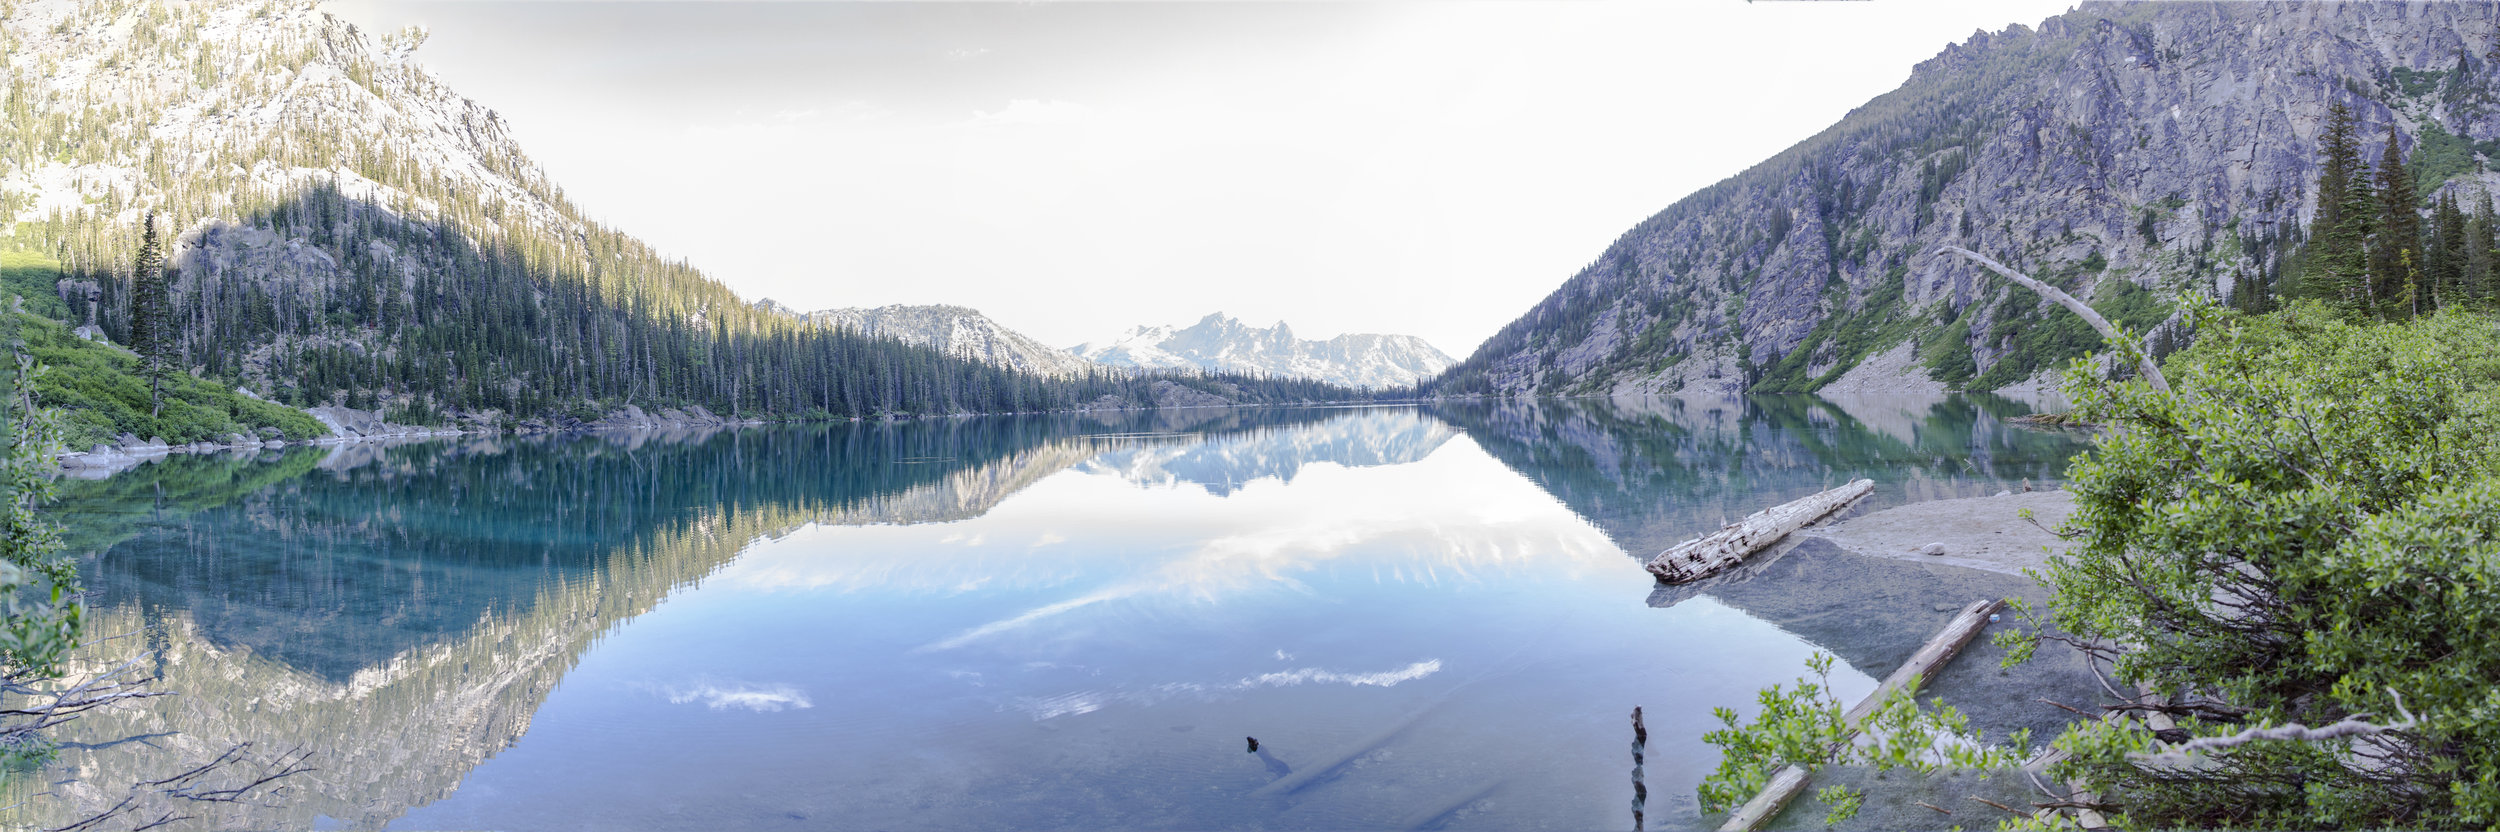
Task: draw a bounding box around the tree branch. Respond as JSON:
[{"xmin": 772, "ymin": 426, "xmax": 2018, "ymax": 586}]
[{"xmin": 1936, "ymin": 246, "xmax": 2170, "ymax": 392}]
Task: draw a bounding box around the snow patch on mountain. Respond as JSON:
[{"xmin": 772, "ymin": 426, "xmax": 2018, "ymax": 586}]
[
  {"xmin": 1070, "ymin": 313, "xmax": 1453, "ymax": 389},
  {"xmin": 790, "ymin": 304, "xmax": 1096, "ymax": 378}
]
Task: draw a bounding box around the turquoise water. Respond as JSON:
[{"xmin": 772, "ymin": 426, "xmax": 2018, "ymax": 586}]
[{"xmin": 27, "ymin": 396, "xmax": 2091, "ymax": 830}]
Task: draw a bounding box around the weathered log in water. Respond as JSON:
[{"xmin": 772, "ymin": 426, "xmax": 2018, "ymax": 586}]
[
  {"xmin": 1716, "ymin": 597, "xmax": 2006, "ymax": 832},
  {"xmin": 1647, "ymin": 479, "xmax": 1873, "ymax": 584}
]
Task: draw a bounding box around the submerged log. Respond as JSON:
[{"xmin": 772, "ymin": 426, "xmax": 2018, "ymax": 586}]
[
  {"xmin": 1717, "ymin": 598, "xmax": 2007, "ymax": 832},
  {"xmin": 1647, "ymin": 479, "xmax": 1873, "ymax": 584}
]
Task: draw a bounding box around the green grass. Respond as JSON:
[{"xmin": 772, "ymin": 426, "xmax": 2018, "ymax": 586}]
[
  {"xmin": 0, "ymin": 250, "xmax": 73, "ymax": 321},
  {"xmin": 2411, "ymin": 123, "xmax": 2482, "ymax": 199},
  {"xmin": 1752, "ymin": 265, "xmax": 1920, "ymax": 394},
  {"xmin": 1961, "ymin": 279, "xmax": 2168, "ymax": 391},
  {"xmin": 1, "ymin": 250, "xmax": 325, "ymax": 448}
]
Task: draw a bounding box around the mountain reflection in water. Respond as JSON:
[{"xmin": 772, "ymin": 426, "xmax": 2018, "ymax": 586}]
[{"xmin": 17, "ymin": 396, "xmax": 2091, "ymax": 830}]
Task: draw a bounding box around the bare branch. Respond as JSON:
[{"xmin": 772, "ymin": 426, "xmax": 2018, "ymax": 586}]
[
  {"xmin": 1967, "ymin": 796, "xmax": 2032, "ymax": 818},
  {"xmin": 2129, "ymin": 691, "xmax": 2419, "ymax": 766},
  {"xmin": 1935, "ymin": 246, "xmax": 2170, "ymax": 392}
]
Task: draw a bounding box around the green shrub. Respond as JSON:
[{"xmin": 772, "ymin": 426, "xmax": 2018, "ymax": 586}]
[
  {"xmin": 11, "ymin": 311, "xmax": 324, "ymax": 447},
  {"xmin": 2016, "ymin": 300, "xmax": 2500, "ymax": 828},
  {"xmin": 0, "ymin": 251, "xmax": 71, "ymax": 322}
]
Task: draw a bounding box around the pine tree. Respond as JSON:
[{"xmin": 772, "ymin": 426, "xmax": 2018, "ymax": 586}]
[
  {"xmin": 2429, "ymin": 193, "xmax": 2467, "ymax": 307},
  {"xmin": 2373, "ymin": 125, "xmax": 2423, "ymax": 319},
  {"xmin": 2469, "ymin": 193, "xmax": 2498, "ymax": 306},
  {"xmin": 126, "ymin": 213, "xmax": 173, "ymax": 417},
  {"xmin": 2306, "ymin": 101, "xmax": 2375, "ymax": 308}
]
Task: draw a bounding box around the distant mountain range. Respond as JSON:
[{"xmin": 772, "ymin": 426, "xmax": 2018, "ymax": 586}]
[
  {"xmin": 779, "ymin": 305, "xmax": 1454, "ymax": 390},
  {"xmin": 1071, "ymin": 313, "xmax": 1455, "ymax": 389},
  {"xmin": 786, "ymin": 303, "xmax": 1098, "ymax": 378}
]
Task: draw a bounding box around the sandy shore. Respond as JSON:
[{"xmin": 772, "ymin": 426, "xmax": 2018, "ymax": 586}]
[{"xmin": 1804, "ymin": 489, "xmax": 2076, "ymax": 578}]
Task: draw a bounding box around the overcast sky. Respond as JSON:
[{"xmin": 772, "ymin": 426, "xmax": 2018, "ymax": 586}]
[{"xmin": 325, "ymin": 0, "xmax": 2075, "ymax": 357}]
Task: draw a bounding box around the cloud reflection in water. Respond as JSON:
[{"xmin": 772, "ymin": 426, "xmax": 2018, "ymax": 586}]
[{"xmin": 652, "ymin": 680, "xmax": 815, "ymax": 712}]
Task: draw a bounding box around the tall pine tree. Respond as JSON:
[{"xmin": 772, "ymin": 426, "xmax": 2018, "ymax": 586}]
[
  {"xmin": 126, "ymin": 213, "xmax": 173, "ymax": 417},
  {"xmin": 2306, "ymin": 101, "xmax": 2374, "ymax": 308},
  {"xmin": 2372, "ymin": 125, "xmax": 2422, "ymax": 318},
  {"xmin": 2429, "ymin": 193, "xmax": 2467, "ymax": 307},
  {"xmin": 2469, "ymin": 193, "xmax": 2498, "ymax": 306}
]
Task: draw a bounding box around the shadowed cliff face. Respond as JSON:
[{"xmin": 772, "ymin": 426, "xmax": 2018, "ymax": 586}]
[{"xmin": 1424, "ymin": 395, "xmax": 2092, "ymax": 560}]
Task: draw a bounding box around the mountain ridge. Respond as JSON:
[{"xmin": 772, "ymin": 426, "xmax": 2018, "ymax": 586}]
[
  {"xmin": 1428, "ymin": 2, "xmax": 2500, "ymax": 399},
  {"xmin": 0, "ymin": 0, "xmax": 1366, "ymax": 429},
  {"xmin": 789, "ymin": 303, "xmax": 1099, "ymax": 379},
  {"xmin": 1072, "ymin": 312, "xmax": 1454, "ymax": 389}
]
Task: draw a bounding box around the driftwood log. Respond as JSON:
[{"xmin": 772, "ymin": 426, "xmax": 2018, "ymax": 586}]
[
  {"xmin": 1717, "ymin": 598, "xmax": 2007, "ymax": 832},
  {"xmin": 1647, "ymin": 479, "xmax": 1873, "ymax": 584}
]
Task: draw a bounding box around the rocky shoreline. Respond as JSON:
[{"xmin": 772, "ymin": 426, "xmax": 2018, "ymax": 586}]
[{"xmin": 52, "ymin": 403, "xmax": 762, "ymax": 478}]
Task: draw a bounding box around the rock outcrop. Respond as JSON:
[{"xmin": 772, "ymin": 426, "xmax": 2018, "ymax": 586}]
[{"xmin": 1434, "ymin": 2, "xmax": 2500, "ymax": 398}]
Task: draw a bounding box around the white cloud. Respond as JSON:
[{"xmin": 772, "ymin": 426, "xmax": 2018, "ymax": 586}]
[{"xmin": 333, "ymin": 0, "xmax": 2079, "ymax": 356}]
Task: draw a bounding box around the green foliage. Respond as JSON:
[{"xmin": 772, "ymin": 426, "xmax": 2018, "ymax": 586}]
[
  {"xmin": 2389, "ymin": 66, "xmax": 2448, "ymax": 99},
  {"xmin": 125, "ymin": 213, "xmax": 173, "ymax": 413},
  {"xmin": 0, "ymin": 306, "xmax": 85, "ymax": 773},
  {"xmin": 1753, "ymin": 266, "xmax": 1918, "ymax": 394},
  {"xmin": 1966, "ymin": 278, "xmax": 2166, "ymax": 392},
  {"xmin": 13, "ymin": 310, "xmax": 322, "ymax": 447},
  {"xmin": 1812, "ymin": 785, "xmax": 1862, "ymax": 826},
  {"xmin": 2305, "ymin": 101, "xmax": 2375, "ymax": 309},
  {"xmin": 2410, "ymin": 123, "xmax": 2483, "ymax": 198},
  {"xmin": 1699, "ymin": 653, "xmax": 2031, "ymax": 827},
  {"xmin": 2025, "ymin": 300, "xmax": 2500, "ymax": 828},
  {"xmin": 0, "ymin": 250, "xmax": 69, "ymax": 321}
]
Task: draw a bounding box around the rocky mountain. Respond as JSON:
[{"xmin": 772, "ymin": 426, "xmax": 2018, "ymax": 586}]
[
  {"xmin": 1429, "ymin": 2, "xmax": 2500, "ymax": 399},
  {"xmin": 1072, "ymin": 313, "xmax": 1455, "ymax": 389},
  {"xmin": 795, "ymin": 303, "xmax": 1097, "ymax": 378},
  {"xmin": 0, "ymin": 0, "xmax": 1337, "ymax": 428}
]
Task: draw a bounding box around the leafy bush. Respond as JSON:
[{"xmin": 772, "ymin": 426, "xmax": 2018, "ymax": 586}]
[
  {"xmin": 12, "ymin": 311, "xmax": 324, "ymax": 447},
  {"xmin": 0, "ymin": 312, "xmax": 85, "ymax": 773},
  {"xmin": 2017, "ymin": 300, "xmax": 2500, "ymax": 828},
  {"xmin": 1699, "ymin": 653, "xmax": 2030, "ymax": 826}
]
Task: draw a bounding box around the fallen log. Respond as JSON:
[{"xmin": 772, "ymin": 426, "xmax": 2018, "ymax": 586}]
[
  {"xmin": 1648, "ymin": 479, "xmax": 1873, "ymax": 584},
  {"xmin": 1717, "ymin": 598, "xmax": 2006, "ymax": 832}
]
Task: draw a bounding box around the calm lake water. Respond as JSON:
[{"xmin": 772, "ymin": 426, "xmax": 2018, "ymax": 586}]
[{"xmin": 21, "ymin": 396, "xmax": 2092, "ymax": 831}]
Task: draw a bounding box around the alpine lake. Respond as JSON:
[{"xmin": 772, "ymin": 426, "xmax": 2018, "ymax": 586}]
[{"xmin": 15, "ymin": 396, "xmax": 2099, "ymax": 831}]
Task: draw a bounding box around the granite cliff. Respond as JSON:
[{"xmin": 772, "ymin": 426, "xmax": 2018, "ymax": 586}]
[{"xmin": 1431, "ymin": 2, "xmax": 2500, "ymax": 398}]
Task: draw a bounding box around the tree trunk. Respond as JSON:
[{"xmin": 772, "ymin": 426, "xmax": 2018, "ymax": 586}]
[
  {"xmin": 1936, "ymin": 246, "xmax": 2170, "ymax": 393},
  {"xmin": 1647, "ymin": 479, "xmax": 1872, "ymax": 584}
]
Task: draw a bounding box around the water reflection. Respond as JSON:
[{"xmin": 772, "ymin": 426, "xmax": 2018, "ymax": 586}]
[
  {"xmin": 1426, "ymin": 394, "xmax": 2082, "ymax": 558},
  {"xmin": 16, "ymin": 396, "xmax": 2093, "ymax": 830}
]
